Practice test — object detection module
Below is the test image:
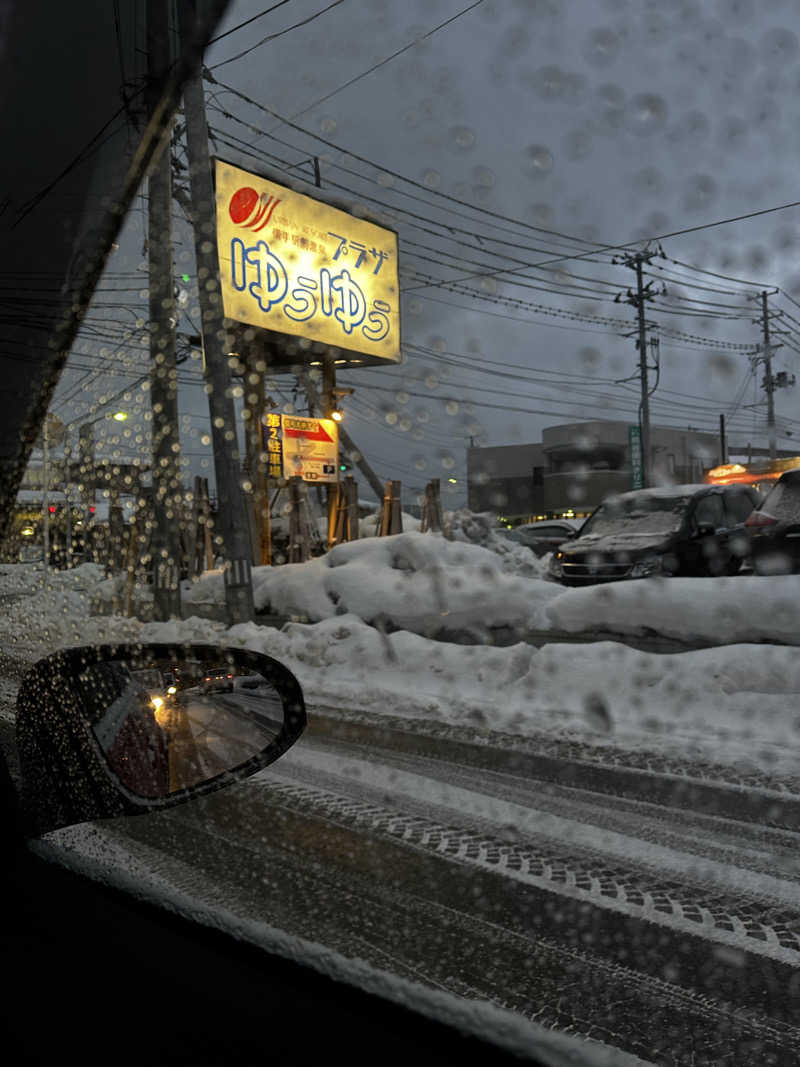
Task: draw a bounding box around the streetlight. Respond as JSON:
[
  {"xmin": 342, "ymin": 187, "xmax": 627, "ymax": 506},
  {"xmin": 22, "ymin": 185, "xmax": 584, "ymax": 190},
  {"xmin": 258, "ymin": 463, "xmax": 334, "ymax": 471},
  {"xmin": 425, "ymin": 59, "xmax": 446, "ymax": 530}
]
[{"xmin": 112, "ymin": 410, "xmax": 128, "ymax": 422}]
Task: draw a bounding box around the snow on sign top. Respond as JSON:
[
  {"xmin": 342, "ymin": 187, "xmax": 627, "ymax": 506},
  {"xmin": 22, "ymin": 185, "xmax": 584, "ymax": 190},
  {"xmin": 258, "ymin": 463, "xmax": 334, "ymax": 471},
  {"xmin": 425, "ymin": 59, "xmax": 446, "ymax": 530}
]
[{"xmin": 215, "ymin": 159, "xmax": 400, "ymax": 366}]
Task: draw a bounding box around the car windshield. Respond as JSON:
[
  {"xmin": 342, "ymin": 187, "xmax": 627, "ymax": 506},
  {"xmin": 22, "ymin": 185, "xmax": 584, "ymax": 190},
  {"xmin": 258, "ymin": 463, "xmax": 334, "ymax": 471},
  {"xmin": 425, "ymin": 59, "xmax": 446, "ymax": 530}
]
[
  {"xmin": 4, "ymin": 3, "xmax": 800, "ymax": 1065},
  {"xmin": 579, "ymin": 494, "xmax": 692, "ymax": 538},
  {"xmin": 762, "ymin": 475, "xmax": 800, "ymax": 522}
]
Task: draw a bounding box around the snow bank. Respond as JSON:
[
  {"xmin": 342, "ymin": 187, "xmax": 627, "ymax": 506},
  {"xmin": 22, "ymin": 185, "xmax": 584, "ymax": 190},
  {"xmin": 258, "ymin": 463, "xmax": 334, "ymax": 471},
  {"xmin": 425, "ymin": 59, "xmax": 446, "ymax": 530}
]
[
  {"xmin": 251, "ymin": 531, "xmax": 557, "ymax": 636},
  {"xmin": 547, "ymin": 575, "xmax": 800, "ymax": 645},
  {"xmin": 179, "ymin": 530, "xmax": 557, "ymax": 637},
  {"xmin": 135, "ymin": 613, "xmax": 799, "ymax": 778},
  {"xmin": 3, "ymin": 557, "xmax": 800, "ymax": 775}
]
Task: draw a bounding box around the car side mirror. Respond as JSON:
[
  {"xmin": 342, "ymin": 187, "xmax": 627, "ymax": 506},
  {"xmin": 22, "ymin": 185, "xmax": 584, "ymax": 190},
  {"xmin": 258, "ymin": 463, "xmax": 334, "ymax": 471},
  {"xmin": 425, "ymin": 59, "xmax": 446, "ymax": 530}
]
[{"xmin": 15, "ymin": 643, "xmax": 306, "ymax": 837}]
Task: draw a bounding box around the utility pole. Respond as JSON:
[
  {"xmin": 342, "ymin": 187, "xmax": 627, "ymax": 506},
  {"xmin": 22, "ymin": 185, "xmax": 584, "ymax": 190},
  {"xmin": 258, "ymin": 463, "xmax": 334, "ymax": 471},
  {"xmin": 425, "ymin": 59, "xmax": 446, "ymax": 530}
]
[
  {"xmin": 177, "ymin": 0, "xmax": 254, "ymax": 622},
  {"xmin": 719, "ymin": 414, "xmax": 728, "ymax": 466},
  {"xmin": 614, "ymin": 247, "xmax": 664, "ymax": 488},
  {"xmin": 147, "ymin": 0, "xmax": 183, "ymax": 619},
  {"xmin": 761, "ymin": 290, "xmax": 777, "ymax": 461}
]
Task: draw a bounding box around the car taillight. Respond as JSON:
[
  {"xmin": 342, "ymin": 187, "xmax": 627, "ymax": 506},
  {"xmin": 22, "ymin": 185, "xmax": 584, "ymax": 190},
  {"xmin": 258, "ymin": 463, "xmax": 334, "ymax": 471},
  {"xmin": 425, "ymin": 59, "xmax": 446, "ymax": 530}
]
[
  {"xmin": 227, "ymin": 674, "xmax": 233, "ymax": 679},
  {"xmin": 205, "ymin": 676, "xmax": 211, "ymax": 682},
  {"xmin": 745, "ymin": 511, "xmax": 778, "ymax": 528}
]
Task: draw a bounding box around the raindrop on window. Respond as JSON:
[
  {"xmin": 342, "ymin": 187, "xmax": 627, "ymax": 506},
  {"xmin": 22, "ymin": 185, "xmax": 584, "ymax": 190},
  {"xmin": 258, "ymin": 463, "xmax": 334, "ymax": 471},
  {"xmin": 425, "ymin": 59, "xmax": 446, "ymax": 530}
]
[
  {"xmin": 449, "ymin": 125, "xmax": 476, "ymax": 151},
  {"xmin": 583, "ymin": 27, "xmax": 620, "ymax": 67},
  {"xmin": 523, "ymin": 144, "xmax": 554, "ymax": 178},
  {"xmin": 628, "ymin": 93, "xmax": 668, "ymax": 135}
]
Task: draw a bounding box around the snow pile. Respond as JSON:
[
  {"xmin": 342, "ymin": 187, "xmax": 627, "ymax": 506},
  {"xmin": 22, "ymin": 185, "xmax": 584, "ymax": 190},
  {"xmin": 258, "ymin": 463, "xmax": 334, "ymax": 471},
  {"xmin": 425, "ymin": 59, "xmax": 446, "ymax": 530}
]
[
  {"xmin": 358, "ymin": 509, "xmax": 421, "ymax": 538},
  {"xmin": 135, "ymin": 612, "xmax": 800, "ymax": 777},
  {"xmin": 3, "ymin": 558, "xmax": 800, "ymax": 775},
  {"xmin": 0, "ymin": 561, "xmax": 106, "ymax": 598},
  {"xmin": 445, "ymin": 509, "xmax": 551, "ymax": 578},
  {"xmin": 547, "ymin": 575, "xmax": 800, "ymax": 646},
  {"xmin": 0, "ymin": 576, "xmax": 143, "ymax": 660},
  {"xmin": 246, "ymin": 531, "xmax": 559, "ymax": 637}
]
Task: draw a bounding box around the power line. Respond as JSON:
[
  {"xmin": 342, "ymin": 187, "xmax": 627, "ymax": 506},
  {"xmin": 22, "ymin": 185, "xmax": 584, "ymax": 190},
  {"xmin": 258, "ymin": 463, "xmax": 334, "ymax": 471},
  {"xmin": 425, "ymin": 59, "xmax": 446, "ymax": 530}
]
[
  {"xmin": 210, "ymin": 0, "xmax": 346, "ymax": 70},
  {"xmin": 208, "ymin": 0, "xmax": 294, "ymax": 45},
  {"xmin": 276, "ymin": 0, "xmax": 487, "ymax": 119}
]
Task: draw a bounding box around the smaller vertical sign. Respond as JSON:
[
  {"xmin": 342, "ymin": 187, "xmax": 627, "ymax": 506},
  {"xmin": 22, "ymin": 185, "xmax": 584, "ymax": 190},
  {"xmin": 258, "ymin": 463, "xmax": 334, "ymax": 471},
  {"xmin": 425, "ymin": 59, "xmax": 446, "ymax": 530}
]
[
  {"xmin": 261, "ymin": 412, "xmax": 339, "ymax": 483},
  {"xmin": 629, "ymin": 425, "xmax": 644, "ymax": 489},
  {"xmin": 262, "ymin": 412, "xmax": 283, "ymax": 481}
]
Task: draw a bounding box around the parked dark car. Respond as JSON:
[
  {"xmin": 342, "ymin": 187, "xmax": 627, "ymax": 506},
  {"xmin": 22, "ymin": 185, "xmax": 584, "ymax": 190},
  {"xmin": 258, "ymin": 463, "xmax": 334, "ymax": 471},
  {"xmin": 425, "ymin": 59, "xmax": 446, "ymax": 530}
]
[
  {"xmin": 745, "ymin": 469, "xmax": 800, "ymax": 574},
  {"xmin": 548, "ymin": 484, "xmax": 761, "ymax": 585},
  {"xmin": 506, "ymin": 518, "xmax": 584, "ymax": 557}
]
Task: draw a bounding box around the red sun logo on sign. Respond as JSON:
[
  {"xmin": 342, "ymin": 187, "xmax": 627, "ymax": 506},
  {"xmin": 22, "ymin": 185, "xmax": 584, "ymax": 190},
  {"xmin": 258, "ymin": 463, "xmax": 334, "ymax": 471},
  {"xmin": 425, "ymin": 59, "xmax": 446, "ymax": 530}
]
[{"xmin": 228, "ymin": 187, "xmax": 281, "ymax": 233}]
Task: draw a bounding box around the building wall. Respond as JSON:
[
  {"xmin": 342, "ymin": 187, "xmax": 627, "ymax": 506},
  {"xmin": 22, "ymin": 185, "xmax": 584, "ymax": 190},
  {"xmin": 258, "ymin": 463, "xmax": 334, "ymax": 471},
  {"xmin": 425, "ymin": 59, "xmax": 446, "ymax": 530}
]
[
  {"xmin": 467, "ymin": 443, "xmax": 545, "ymax": 514},
  {"xmin": 468, "ymin": 422, "xmax": 722, "ymax": 518}
]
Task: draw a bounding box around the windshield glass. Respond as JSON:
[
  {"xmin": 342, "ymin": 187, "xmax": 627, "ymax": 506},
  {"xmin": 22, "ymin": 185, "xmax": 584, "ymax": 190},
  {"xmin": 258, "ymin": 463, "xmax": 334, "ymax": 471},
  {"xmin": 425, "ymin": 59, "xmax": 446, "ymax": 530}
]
[
  {"xmin": 5, "ymin": 3, "xmax": 800, "ymax": 1065},
  {"xmin": 762, "ymin": 475, "xmax": 800, "ymax": 522},
  {"xmin": 579, "ymin": 494, "xmax": 692, "ymax": 538}
]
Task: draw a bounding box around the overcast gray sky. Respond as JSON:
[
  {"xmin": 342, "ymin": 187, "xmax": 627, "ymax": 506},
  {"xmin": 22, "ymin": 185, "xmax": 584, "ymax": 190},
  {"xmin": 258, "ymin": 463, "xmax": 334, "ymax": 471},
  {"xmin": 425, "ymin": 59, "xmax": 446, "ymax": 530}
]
[{"xmin": 52, "ymin": 0, "xmax": 800, "ymax": 507}]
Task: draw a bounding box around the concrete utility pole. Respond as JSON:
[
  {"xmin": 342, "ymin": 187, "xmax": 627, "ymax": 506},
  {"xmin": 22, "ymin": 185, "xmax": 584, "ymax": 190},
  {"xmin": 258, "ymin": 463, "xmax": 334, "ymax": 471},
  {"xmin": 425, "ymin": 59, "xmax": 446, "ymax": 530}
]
[
  {"xmin": 147, "ymin": 0, "xmax": 183, "ymax": 619},
  {"xmin": 177, "ymin": 0, "xmax": 254, "ymax": 622},
  {"xmin": 614, "ymin": 247, "xmax": 663, "ymax": 488},
  {"xmin": 761, "ymin": 290, "xmax": 777, "ymax": 462}
]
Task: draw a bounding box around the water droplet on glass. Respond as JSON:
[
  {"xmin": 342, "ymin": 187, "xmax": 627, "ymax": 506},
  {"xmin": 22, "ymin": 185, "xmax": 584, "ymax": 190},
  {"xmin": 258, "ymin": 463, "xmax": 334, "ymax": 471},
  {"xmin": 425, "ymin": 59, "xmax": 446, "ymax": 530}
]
[
  {"xmin": 422, "ymin": 169, "xmax": 441, "ymax": 189},
  {"xmin": 319, "ymin": 116, "xmax": 337, "ymax": 133},
  {"xmin": 628, "ymin": 93, "xmax": 668, "ymax": 134},
  {"xmin": 583, "ymin": 27, "xmax": 620, "ymax": 68},
  {"xmin": 529, "ymin": 65, "xmax": 568, "ymax": 99},
  {"xmin": 472, "ymin": 165, "xmax": 495, "ymax": 189},
  {"xmin": 760, "ymin": 27, "xmax": 799, "ymax": 65},
  {"xmin": 524, "ymin": 144, "xmax": 554, "ymax": 178},
  {"xmin": 450, "ymin": 125, "xmax": 476, "ymax": 151}
]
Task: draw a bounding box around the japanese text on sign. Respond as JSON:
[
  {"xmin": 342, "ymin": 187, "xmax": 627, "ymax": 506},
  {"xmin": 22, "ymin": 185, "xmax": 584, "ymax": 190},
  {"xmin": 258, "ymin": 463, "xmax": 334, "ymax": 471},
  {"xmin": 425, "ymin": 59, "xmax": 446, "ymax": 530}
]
[
  {"xmin": 216, "ymin": 161, "xmax": 400, "ymax": 364},
  {"xmin": 262, "ymin": 413, "xmax": 339, "ymax": 484}
]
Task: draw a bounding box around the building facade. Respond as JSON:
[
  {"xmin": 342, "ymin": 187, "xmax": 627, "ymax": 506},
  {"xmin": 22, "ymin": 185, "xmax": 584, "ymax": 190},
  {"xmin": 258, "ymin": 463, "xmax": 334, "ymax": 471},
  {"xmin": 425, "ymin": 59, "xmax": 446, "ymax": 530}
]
[{"xmin": 467, "ymin": 421, "xmax": 721, "ymax": 520}]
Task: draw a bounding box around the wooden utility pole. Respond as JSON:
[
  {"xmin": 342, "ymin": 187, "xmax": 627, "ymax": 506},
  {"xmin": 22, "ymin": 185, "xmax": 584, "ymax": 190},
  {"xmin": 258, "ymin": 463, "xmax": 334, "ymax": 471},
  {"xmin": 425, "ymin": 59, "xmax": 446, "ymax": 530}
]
[
  {"xmin": 147, "ymin": 0, "xmax": 182, "ymax": 619},
  {"xmin": 177, "ymin": 0, "xmax": 254, "ymax": 622}
]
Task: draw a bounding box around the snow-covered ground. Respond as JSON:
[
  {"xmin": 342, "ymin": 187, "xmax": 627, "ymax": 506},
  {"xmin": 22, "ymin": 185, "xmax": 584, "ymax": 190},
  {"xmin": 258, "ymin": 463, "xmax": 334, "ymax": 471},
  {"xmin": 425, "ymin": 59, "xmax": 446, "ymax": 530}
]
[{"xmin": 2, "ymin": 523, "xmax": 800, "ymax": 780}]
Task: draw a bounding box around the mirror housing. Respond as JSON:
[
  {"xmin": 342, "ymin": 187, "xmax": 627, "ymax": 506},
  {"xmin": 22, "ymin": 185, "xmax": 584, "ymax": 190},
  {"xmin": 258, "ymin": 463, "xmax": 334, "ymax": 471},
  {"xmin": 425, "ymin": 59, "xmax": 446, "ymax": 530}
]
[{"xmin": 16, "ymin": 643, "xmax": 306, "ymax": 837}]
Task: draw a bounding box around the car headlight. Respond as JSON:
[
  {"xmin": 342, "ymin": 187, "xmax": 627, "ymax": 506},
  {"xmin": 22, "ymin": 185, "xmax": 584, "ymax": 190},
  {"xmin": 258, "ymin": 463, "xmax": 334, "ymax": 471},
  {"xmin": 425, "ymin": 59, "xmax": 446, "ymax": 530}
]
[
  {"xmin": 631, "ymin": 556, "xmax": 663, "ymax": 578},
  {"xmin": 548, "ymin": 552, "xmax": 564, "ymax": 576}
]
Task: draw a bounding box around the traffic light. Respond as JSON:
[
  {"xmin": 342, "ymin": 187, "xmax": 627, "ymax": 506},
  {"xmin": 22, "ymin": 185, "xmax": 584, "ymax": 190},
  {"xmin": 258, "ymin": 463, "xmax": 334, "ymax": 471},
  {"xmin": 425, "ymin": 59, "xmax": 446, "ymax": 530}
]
[
  {"xmin": 339, "ymin": 460, "xmax": 352, "ymax": 473},
  {"xmin": 48, "ymin": 505, "xmax": 56, "ymax": 514}
]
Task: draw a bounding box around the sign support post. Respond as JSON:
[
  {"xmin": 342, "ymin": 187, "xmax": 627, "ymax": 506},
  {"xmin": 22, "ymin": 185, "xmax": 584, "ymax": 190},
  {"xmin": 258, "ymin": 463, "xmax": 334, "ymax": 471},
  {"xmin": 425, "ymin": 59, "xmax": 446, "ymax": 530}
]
[{"xmin": 178, "ymin": 10, "xmax": 254, "ymax": 623}]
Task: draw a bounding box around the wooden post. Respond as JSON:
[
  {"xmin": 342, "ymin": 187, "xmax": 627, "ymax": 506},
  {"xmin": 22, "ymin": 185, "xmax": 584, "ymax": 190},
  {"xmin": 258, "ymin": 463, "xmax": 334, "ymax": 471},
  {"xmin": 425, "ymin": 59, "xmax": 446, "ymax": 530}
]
[
  {"xmin": 379, "ymin": 481, "xmax": 403, "ymax": 536},
  {"xmin": 288, "ymin": 476, "xmax": 310, "ymax": 563},
  {"xmin": 346, "ymin": 476, "xmax": 359, "ymax": 541}
]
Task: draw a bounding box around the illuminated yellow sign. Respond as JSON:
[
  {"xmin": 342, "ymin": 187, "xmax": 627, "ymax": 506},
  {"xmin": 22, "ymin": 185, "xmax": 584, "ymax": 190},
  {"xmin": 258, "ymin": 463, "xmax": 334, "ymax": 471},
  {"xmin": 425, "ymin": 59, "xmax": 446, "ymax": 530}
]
[{"xmin": 215, "ymin": 160, "xmax": 400, "ymax": 364}]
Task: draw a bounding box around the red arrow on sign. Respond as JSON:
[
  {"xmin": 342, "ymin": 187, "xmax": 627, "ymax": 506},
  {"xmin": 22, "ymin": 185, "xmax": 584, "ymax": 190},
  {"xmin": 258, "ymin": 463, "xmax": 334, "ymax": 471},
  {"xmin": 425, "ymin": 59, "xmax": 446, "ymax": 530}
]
[{"xmin": 283, "ymin": 421, "xmax": 335, "ymax": 443}]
